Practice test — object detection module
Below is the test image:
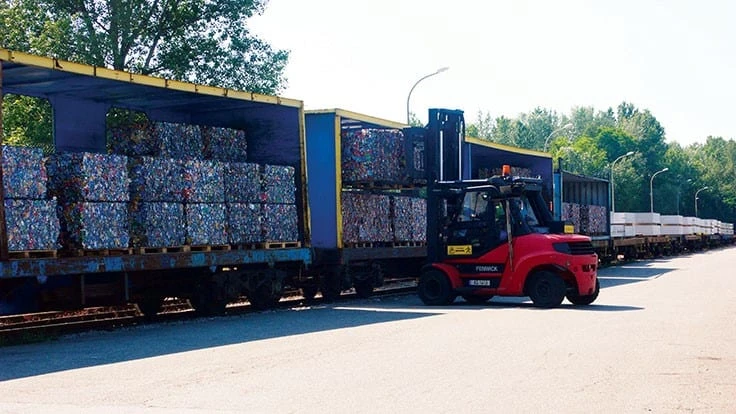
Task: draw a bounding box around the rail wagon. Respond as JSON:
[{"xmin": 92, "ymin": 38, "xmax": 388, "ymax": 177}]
[{"xmin": 0, "ymin": 49, "xmax": 311, "ymax": 316}]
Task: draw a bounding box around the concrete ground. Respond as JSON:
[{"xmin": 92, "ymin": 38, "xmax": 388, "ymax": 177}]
[{"xmin": 1, "ymin": 247, "xmax": 735, "ymax": 413}]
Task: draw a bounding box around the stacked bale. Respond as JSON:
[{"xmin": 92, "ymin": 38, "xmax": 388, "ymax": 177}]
[
  {"xmin": 342, "ymin": 192, "xmax": 392, "ymax": 244},
  {"xmin": 562, "ymin": 203, "xmax": 608, "ymax": 235},
  {"xmin": 46, "ymin": 152, "xmax": 129, "ymax": 250},
  {"xmin": 392, "ymin": 196, "xmax": 427, "ymax": 242},
  {"xmin": 202, "ymin": 126, "xmax": 248, "ymax": 162},
  {"xmin": 127, "ymin": 156, "xmax": 186, "ymax": 247},
  {"xmin": 225, "ymin": 163, "xmax": 263, "ymax": 244},
  {"xmin": 111, "ymin": 121, "xmax": 299, "ymax": 248},
  {"xmin": 262, "ymin": 165, "xmax": 298, "ymax": 241},
  {"xmin": 183, "ymin": 160, "xmax": 226, "ymax": 245},
  {"xmin": 341, "ymin": 129, "xmax": 405, "ymax": 184},
  {"xmin": 2, "ymin": 145, "xmax": 60, "ymax": 251}
]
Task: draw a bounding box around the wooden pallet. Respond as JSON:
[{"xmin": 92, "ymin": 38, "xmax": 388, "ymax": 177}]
[
  {"xmin": 134, "ymin": 246, "xmax": 191, "ymax": 254},
  {"xmin": 344, "ymin": 181, "xmax": 419, "ymax": 190},
  {"xmin": 70, "ymin": 248, "xmax": 133, "ymax": 257},
  {"xmin": 262, "ymin": 241, "xmax": 302, "ymax": 249},
  {"xmin": 189, "ymin": 244, "xmax": 232, "ymax": 252},
  {"xmin": 344, "ymin": 241, "xmax": 393, "ymax": 248},
  {"xmin": 392, "ymin": 241, "xmax": 427, "ymax": 247},
  {"xmin": 8, "ymin": 249, "xmax": 58, "ymax": 259}
]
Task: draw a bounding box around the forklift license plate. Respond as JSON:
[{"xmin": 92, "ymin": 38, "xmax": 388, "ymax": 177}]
[{"xmin": 468, "ymin": 279, "xmax": 492, "ymax": 287}]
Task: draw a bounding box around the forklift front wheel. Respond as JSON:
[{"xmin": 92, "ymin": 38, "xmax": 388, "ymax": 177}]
[
  {"xmin": 418, "ymin": 270, "xmax": 455, "ymax": 306},
  {"xmin": 527, "ymin": 271, "xmax": 566, "ymax": 308}
]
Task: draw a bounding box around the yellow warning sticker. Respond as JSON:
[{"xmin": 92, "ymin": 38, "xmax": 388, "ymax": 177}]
[{"xmin": 447, "ymin": 245, "xmax": 472, "ymax": 255}]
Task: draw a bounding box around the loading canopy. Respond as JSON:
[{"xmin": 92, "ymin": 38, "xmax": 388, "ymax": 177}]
[
  {"xmin": 0, "ymin": 49, "xmax": 303, "ymax": 164},
  {"xmin": 463, "ymin": 136, "xmax": 554, "ymax": 200}
]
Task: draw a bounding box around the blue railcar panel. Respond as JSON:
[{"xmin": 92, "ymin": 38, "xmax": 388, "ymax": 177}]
[
  {"xmin": 305, "ymin": 113, "xmax": 338, "ymax": 248},
  {"xmin": 0, "ymin": 248, "xmax": 312, "ymax": 279},
  {"xmin": 52, "ymin": 96, "xmax": 109, "ymax": 153}
]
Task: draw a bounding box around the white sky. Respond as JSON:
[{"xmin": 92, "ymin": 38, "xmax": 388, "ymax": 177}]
[{"xmin": 249, "ymin": 0, "xmax": 736, "ymax": 146}]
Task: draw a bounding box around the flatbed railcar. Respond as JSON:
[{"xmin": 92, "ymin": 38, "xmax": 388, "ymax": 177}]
[
  {"xmin": 553, "ymin": 169, "xmax": 735, "ymax": 263},
  {"xmin": 0, "ymin": 49, "xmax": 311, "ymax": 316}
]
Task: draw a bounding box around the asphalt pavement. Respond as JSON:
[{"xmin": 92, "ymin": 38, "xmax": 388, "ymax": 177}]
[{"xmin": 1, "ymin": 247, "xmax": 735, "ymax": 413}]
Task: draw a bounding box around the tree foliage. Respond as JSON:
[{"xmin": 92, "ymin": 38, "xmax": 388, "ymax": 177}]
[
  {"xmin": 1, "ymin": 0, "xmax": 289, "ymax": 94},
  {"xmin": 467, "ymin": 101, "xmax": 736, "ymax": 222}
]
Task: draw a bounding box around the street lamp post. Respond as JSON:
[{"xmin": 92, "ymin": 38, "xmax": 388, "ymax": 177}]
[
  {"xmin": 695, "ymin": 186, "xmax": 709, "ymax": 218},
  {"xmin": 649, "ymin": 167, "xmax": 669, "ymax": 213},
  {"xmin": 610, "ymin": 151, "xmax": 635, "ymax": 213},
  {"xmin": 543, "ymin": 123, "xmax": 573, "ymax": 152},
  {"xmin": 406, "ymin": 67, "xmax": 449, "ymax": 124}
]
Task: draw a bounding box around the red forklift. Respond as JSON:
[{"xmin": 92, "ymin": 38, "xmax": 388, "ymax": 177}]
[{"xmin": 416, "ymin": 110, "xmax": 599, "ymax": 307}]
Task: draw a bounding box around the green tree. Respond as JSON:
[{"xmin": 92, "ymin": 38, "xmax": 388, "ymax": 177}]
[
  {"xmin": 1, "ymin": 0, "xmax": 288, "ymax": 94},
  {"xmin": 466, "ymin": 110, "xmax": 494, "ymax": 140},
  {"xmin": 2, "ymin": 94, "xmax": 54, "ymax": 153}
]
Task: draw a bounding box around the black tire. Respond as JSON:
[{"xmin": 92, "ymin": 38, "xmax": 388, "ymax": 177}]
[
  {"xmin": 462, "ymin": 294, "xmax": 492, "ymax": 305},
  {"xmin": 527, "ymin": 271, "xmax": 566, "ymax": 308},
  {"xmin": 566, "ymin": 279, "xmax": 600, "ymax": 306},
  {"xmin": 418, "ymin": 270, "xmax": 455, "ymax": 306},
  {"xmin": 354, "ymin": 279, "xmax": 374, "ymax": 298}
]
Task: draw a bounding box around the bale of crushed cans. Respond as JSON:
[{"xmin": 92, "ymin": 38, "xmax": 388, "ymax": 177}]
[
  {"xmin": 153, "ymin": 121, "xmax": 204, "ymax": 160},
  {"xmin": 4, "ymin": 199, "xmax": 60, "ymax": 250},
  {"xmin": 128, "ymin": 156, "xmax": 185, "ymax": 202},
  {"xmin": 341, "ymin": 129, "xmax": 405, "ymax": 183},
  {"xmin": 227, "ymin": 203, "xmax": 264, "ymax": 244},
  {"xmin": 46, "ymin": 152, "xmax": 129, "ymax": 202},
  {"xmin": 225, "ymin": 163, "xmax": 262, "ymax": 203},
  {"xmin": 57, "ymin": 202, "xmax": 130, "ymax": 249},
  {"xmin": 393, "ymin": 196, "xmax": 427, "ymax": 242},
  {"xmin": 129, "ymin": 202, "xmax": 186, "ymax": 248},
  {"xmin": 185, "ymin": 203, "xmax": 228, "ymax": 245},
  {"xmin": 202, "ymin": 126, "xmax": 248, "ymax": 162},
  {"xmin": 108, "ymin": 122, "xmax": 157, "ymax": 157},
  {"xmin": 263, "ymin": 204, "xmax": 299, "ymax": 241},
  {"xmin": 183, "ymin": 160, "xmax": 225, "ymax": 203},
  {"xmin": 262, "ymin": 164, "xmax": 296, "ymax": 204},
  {"xmin": 2, "ymin": 145, "xmax": 48, "ymax": 199},
  {"xmin": 341, "ymin": 191, "xmax": 392, "ymax": 243}
]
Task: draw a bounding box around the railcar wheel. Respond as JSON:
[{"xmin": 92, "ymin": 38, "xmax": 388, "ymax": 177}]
[
  {"xmin": 527, "ymin": 271, "xmax": 566, "ymax": 308},
  {"xmin": 462, "ymin": 294, "xmax": 492, "ymax": 305},
  {"xmin": 418, "ymin": 270, "xmax": 455, "ymax": 306},
  {"xmin": 301, "ymin": 285, "xmax": 318, "ymax": 302},
  {"xmin": 249, "ymin": 284, "xmax": 282, "ymax": 310},
  {"xmin": 354, "ymin": 280, "xmax": 374, "ymax": 298},
  {"xmin": 320, "ymin": 269, "xmax": 343, "ymax": 302},
  {"xmin": 566, "ymin": 279, "xmax": 600, "ymax": 306},
  {"xmin": 138, "ymin": 294, "xmax": 164, "ymax": 319},
  {"xmin": 190, "ymin": 280, "xmax": 228, "ymax": 316}
]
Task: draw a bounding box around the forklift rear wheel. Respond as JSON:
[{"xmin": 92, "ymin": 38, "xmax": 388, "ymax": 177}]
[
  {"xmin": 418, "ymin": 270, "xmax": 455, "ymax": 306},
  {"xmin": 462, "ymin": 294, "xmax": 492, "ymax": 305},
  {"xmin": 527, "ymin": 271, "xmax": 566, "ymax": 308},
  {"xmin": 566, "ymin": 279, "xmax": 600, "ymax": 306}
]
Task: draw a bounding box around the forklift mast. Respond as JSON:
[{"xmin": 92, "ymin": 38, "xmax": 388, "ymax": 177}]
[{"xmin": 403, "ymin": 109, "xmax": 466, "ymax": 262}]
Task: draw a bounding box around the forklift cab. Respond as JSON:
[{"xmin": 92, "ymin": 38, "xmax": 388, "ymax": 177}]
[{"xmin": 436, "ymin": 183, "xmax": 532, "ymax": 261}]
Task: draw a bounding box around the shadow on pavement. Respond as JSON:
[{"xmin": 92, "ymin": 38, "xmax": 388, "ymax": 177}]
[
  {"xmin": 0, "ymin": 302, "xmax": 437, "ymax": 381},
  {"xmin": 597, "ymin": 259, "xmax": 676, "ymax": 289},
  {"xmin": 0, "ymin": 258, "xmax": 677, "ymax": 381}
]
